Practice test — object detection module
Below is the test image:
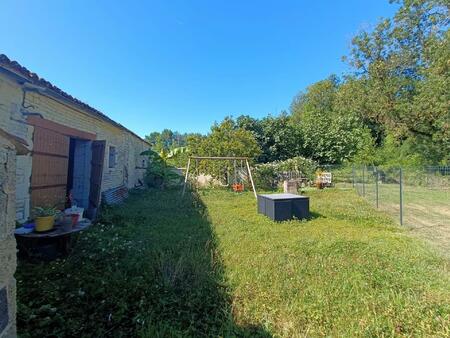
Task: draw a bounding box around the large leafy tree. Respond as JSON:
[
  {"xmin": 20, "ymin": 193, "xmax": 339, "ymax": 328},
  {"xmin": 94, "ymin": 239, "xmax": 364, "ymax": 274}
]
[
  {"xmin": 290, "ymin": 77, "xmax": 372, "ymax": 164},
  {"xmin": 409, "ymin": 30, "xmax": 450, "ymax": 163},
  {"xmin": 146, "ymin": 129, "xmax": 198, "ymax": 153},
  {"xmin": 333, "ymin": 76, "xmax": 386, "ymax": 145},
  {"xmin": 237, "ymin": 113, "xmax": 303, "ymax": 163},
  {"xmin": 188, "ymin": 117, "xmax": 260, "ymax": 159},
  {"xmin": 343, "ymin": 0, "xmax": 449, "ymax": 162},
  {"xmin": 186, "ymin": 117, "xmax": 261, "ymax": 180},
  {"xmin": 291, "ymin": 75, "xmax": 340, "ymax": 123},
  {"xmin": 289, "ymin": 0, "xmax": 449, "ymax": 165}
]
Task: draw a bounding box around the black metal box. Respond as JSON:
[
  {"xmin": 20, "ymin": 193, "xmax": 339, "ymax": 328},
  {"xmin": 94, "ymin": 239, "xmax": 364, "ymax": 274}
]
[{"xmin": 257, "ymin": 193, "xmax": 310, "ymax": 221}]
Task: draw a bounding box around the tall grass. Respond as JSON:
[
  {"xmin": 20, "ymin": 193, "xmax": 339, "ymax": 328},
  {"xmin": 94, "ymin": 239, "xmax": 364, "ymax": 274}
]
[
  {"xmin": 202, "ymin": 189, "xmax": 450, "ymax": 336},
  {"xmin": 16, "ymin": 188, "xmax": 450, "ymax": 337}
]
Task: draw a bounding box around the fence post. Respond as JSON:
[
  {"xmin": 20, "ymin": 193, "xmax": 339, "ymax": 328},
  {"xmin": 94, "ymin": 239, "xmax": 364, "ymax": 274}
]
[
  {"xmin": 399, "ymin": 167, "xmax": 403, "ymax": 225},
  {"xmin": 375, "ymin": 168, "xmax": 379, "ymax": 208},
  {"xmin": 362, "ymin": 165, "xmax": 366, "ymax": 197},
  {"xmin": 352, "ymin": 165, "xmax": 355, "ymax": 189}
]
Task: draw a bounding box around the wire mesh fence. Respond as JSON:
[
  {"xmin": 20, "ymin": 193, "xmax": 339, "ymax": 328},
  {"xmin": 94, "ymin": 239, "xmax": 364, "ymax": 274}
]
[
  {"xmin": 351, "ymin": 166, "xmax": 402, "ymax": 222},
  {"xmin": 320, "ymin": 165, "xmax": 354, "ymax": 189},
  {"xmin": 319, "ymin": 164, "xmax": 450, "ymax": 252},
  {"xmin": 350, "ymin": 166, "xmax": 449, "ymax": 223},
  {"xmin": 347, "ymin": 165, "xmax": 450, "ymax": 253}
]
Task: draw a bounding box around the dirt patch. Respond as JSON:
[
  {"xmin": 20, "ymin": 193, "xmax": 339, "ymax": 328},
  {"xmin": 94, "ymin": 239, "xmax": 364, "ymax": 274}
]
[{"xmin": 404, "ymin": 203, "xmax": 450, "ymax": 257}]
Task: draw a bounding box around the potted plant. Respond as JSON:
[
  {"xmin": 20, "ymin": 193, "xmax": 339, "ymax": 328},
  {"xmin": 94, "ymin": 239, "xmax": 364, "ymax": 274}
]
[{"xmin": 32, "ymin": 206, "xmax": 59, "ymax": 232}]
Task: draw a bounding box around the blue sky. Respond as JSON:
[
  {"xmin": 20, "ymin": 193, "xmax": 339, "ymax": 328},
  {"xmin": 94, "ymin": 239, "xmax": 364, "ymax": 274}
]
[{"xmin": 1, "ymin": 1, "xmax": 397, "ymax": 136}]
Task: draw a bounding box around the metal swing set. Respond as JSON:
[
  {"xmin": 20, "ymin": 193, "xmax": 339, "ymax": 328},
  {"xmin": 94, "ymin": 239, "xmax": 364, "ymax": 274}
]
[{"xmin": 181, "ymin": 156, "xmax": 257, "ymax": 198}]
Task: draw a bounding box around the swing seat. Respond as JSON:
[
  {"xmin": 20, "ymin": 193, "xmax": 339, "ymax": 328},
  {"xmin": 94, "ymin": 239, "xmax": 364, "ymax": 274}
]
[{"xmin": 232, "ymin": 183, "xmax": 244, "ymax": 192}]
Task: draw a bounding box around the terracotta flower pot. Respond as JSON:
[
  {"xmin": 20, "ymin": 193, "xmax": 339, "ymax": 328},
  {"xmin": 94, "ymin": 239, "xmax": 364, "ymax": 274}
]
[{"xmin": 71, "ymin": 214, "xmax": 80, "ymax": 226}]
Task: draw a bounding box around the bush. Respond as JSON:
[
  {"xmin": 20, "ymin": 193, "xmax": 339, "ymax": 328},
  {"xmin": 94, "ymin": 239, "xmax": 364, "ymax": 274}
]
[
  {"xmin": 142, "ymin": 149, "xmax": 182, "ymax": 189},
  {"xmin": 254, "ymin": 164, "xmax": 278, "ymax": 190},
  {"xmin": 254, "ymin": 156, "xmax": 318, "ymax": 190}
]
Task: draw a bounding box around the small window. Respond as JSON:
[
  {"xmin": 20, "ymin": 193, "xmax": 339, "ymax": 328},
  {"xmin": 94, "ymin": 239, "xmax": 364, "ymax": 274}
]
[{"xmin": 109, "ymin": 146, "xmax": 117, "ymax": 168}]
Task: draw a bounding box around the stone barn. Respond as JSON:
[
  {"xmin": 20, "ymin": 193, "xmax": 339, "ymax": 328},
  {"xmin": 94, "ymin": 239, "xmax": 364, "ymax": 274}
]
[{"xmin": 0, "ymin": 54, "xmax": 150, "ymax": 222}]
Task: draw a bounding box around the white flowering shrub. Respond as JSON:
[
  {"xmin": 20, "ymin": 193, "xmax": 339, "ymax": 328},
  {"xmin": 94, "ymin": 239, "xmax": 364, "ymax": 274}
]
[{"xmin": 254, "ymin": 156, "xmax": 318, "ymax": 190}]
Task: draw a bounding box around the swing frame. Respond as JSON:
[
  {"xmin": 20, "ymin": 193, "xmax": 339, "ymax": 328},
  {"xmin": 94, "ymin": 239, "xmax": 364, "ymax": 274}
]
[{"xmin": 182, "ymin": 156, "xmax": 257, "ymax": 198}]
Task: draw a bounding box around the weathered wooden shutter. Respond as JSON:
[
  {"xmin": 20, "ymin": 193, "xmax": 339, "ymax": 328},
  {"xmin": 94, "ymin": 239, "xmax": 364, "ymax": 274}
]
[
  {"xmin": 31, "ymin": 126, "xmax": 69, "ymax": 209},
  {"xmin": 87, "ymin": 140, "xmax": 106, "ymax": 219}
]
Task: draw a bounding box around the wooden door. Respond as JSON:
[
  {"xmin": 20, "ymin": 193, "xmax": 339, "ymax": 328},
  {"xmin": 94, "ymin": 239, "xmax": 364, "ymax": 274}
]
[
  {"xmin": 31, "ymin": 126, "xmax": 70, "ymax": 209},
  {"xmin": 87, "ymin": 140, "xmax": 106, "ymax": 219}
]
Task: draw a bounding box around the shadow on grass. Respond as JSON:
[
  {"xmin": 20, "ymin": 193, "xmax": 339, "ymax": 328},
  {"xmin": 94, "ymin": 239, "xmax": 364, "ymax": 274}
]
[
  {"xmin": 135, "ymin": 188, "xmax": 271, "ymax": 337},
  {"xmin": 16, "ymin": 188, "xmax": 271, "ymax": 337},
  {"xmin": 308, "ymin": 211, "xmax": 324, "ymax": 220}
]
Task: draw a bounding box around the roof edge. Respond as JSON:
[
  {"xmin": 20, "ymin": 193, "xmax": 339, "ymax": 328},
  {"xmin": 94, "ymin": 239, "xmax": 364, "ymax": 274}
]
[{"xmin": 0, "ymin": 54, "xmax": 150, "ymax": 146}]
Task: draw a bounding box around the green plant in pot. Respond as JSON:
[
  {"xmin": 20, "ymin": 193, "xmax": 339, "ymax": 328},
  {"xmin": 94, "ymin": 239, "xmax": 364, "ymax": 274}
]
[{"xmin": 33, "ymin": 206, "xmax": 59, "ymax": 232}]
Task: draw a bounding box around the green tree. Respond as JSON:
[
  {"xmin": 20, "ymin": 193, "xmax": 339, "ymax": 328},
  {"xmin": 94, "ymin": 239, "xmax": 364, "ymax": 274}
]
[
  {"xmin": 141, "ymin": 147, "xmax": 188, "ymax": 189},
  {"xmin": 343, "ymin": 0, "xmax": 449, "ymax": 163},
  {"xmin": 186, "ymin": 117, "xmax": 261, "ymax": 180},
  {"xmin": 410, "ymin": 30, "xmax": 450, "ymax": 163},
  {"xmin": 291, "ymin": 75, "xmax": 340, "ymax": 122},
  {"xmin": 334, "ymin": 76, "xmax": 386, "ymax": 145},
  {"xmin": 237, "ymin": 113, "xmax": 303, "ymax": 163},
  {"xmin": 145, "ymin": 129, "xmax": 199, "ymax": 153},
  {"xmin": 189, "ymin": 117, "xmax": 260, "ymax": 159},
  {"xmin": 290, "ymin": 77, "xmax": 371, "ymax": 164}
]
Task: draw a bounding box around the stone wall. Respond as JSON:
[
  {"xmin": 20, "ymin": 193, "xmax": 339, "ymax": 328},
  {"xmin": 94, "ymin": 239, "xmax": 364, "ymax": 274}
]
[
  {"xmin": 0, "ymin": 73, "xmax": 149, "ymax": 222},
  {"xmin": 0, "ymin": 135, "xmax": 17, "ymax": 338}
]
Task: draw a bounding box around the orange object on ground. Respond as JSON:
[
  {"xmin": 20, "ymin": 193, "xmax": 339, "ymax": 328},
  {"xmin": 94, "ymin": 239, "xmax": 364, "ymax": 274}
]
[{"xmin": 232, "ymin": 183, "xmax": 244, "ymax": 192}]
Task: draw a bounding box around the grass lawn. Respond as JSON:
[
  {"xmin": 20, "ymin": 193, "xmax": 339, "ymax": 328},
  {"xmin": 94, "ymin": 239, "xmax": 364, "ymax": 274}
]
[
  {"xmin": 16, "ymin": 188, "xmax": 450, "ymax": 337},
  {"xmin": 357, "ymin": 182, "xmax": 450, "ymax": 254}
]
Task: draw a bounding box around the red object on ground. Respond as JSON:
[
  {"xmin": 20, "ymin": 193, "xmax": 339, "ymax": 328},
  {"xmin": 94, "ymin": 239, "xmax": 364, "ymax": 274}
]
[{"xmin": 232, "ymin": 183, "xmax": 244, "ymax": 192}]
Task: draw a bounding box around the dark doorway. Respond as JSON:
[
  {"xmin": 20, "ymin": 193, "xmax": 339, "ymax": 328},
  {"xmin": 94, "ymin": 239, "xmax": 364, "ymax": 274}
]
[
  {"xmin": 66, "ymin": 138, "xmax": 76, "ymax": 208},
  {"xmin": 87, "ymin": 140, "xmax": 106, "ymax": 219},
  {"xmin": 66, "ymin": 138, "xmax": 93, "ymax": 212}
]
